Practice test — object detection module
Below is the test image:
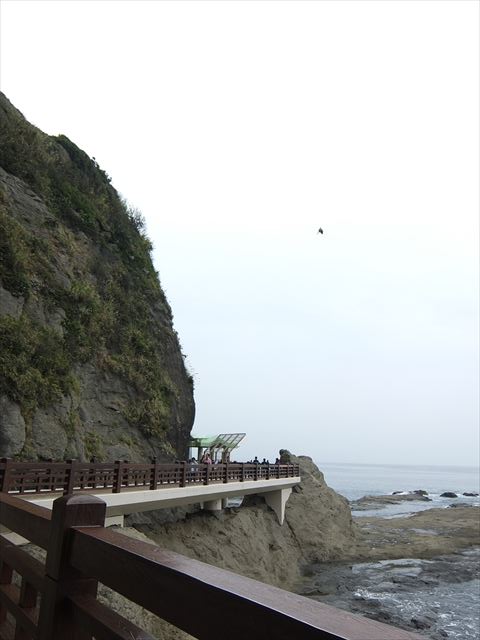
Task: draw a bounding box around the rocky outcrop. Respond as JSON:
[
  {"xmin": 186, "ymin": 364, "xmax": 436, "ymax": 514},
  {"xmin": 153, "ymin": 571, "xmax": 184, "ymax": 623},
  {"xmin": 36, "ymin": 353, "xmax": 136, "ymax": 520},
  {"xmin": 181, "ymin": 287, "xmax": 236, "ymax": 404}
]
[
  {"xmin": 126, "ymin": 454, "xmax": 357, "ymax": 591},
  {"xmin": 299, "ymin": 506, "xmax": 480, "ymax": 640},
  {"xmin": 351, "ymin": 493, "xmax": 432, "ymax": 511},
  {"xmin": 0, "ymin": 93, "xmax": 194, "ymax": 461}
]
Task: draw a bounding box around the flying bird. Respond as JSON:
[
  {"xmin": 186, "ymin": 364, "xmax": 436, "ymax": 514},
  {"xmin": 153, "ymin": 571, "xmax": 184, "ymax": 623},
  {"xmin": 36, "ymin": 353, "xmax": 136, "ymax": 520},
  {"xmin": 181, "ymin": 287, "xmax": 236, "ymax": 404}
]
[{"xmin": 318, "ymin": 227, "xmax": 323, "ymax": 234}]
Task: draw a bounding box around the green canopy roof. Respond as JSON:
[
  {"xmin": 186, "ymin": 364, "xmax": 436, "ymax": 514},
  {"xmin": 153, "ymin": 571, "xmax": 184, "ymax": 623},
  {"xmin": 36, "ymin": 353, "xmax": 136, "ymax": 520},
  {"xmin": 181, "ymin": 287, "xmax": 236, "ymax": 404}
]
[{"xmin": 189, "ymin": 433, "xmax": 246, "ymax": 451}]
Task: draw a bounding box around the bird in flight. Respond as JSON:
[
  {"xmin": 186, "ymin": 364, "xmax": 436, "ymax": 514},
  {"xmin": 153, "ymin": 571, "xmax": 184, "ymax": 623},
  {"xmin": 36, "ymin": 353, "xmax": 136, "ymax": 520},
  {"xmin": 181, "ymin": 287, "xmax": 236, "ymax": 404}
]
[{"xmin": 318, "ymin": 227, "xmax": 324, "ymax": 234}]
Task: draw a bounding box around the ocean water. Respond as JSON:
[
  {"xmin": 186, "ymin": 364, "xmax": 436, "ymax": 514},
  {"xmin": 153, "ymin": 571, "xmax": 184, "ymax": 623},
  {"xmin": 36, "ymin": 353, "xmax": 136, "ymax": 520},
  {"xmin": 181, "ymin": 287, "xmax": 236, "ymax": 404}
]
[
  {"xmin": 318, "ymin": 461, "xmax": 480, "ymax": 517},
  {"xmin": 313, "ymin": 462, "xmax": 480, "ymax": 639},
  {"xmin": 317, "ymin": 461, "xmax": 480, "ymax": 499}
]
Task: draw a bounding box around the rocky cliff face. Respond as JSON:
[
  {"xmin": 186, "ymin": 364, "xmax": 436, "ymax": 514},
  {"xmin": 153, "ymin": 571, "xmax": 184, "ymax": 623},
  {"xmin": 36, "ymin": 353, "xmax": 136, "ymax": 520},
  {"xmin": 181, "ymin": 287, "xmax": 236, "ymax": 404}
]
[
  {"xmin": 0, "ymin": 93, "xmax": 195, "ymax": 461},
  {"xmin": 126, "ymin": 454, "xmax": 357, "ymax": 592}
]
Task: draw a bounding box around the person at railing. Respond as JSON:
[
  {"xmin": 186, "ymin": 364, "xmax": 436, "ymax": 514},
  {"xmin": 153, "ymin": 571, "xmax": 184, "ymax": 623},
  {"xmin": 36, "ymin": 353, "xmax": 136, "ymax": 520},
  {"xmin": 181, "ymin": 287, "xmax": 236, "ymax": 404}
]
[
  {"xmin": 253, "ymin": 456, "xmax": 260, "ymax": 464},
  {"xmin": 261, "ymin": 458, "xmax": 269, "ymax": 465},
  {"xmin": 201, "ymin": 451, "xmax": 212, "ymax": 465}
]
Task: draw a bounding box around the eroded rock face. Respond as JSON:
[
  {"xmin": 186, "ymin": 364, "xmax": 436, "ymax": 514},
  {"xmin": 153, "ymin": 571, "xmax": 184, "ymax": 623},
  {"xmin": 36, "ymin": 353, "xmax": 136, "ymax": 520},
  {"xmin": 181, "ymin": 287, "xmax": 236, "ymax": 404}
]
[
  {"xmin": 284, "ymin": 455, "xmax": 355, "ymax": 563},
  {"xmin": 127, "ymin": 454, "xmax": 357, "ymax": 591},
  {"xmin": 0, "ymin": 92, "xmax": 195, "ymax": 462},
  {"xmin": 31, "ymin": 400, "xmax": 70, "ymax": 460},
  {"xmin": 0, "ymin": 285, "xmax": 24, "ymax": 318},
  {"xmin": 0, "ymin": 395, "xmax": 26, "ymax": 456}
]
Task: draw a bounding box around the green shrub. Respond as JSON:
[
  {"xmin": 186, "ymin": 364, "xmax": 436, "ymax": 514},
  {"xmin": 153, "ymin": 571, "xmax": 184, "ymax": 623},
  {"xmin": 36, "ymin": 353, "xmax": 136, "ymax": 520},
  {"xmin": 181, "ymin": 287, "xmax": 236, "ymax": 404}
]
[
  {"xmin": 0, "ymin": 100, "xmax": 190, "ymax": 451},
  {"xmin": 0, "ymin": 315, "xmax": 74, "ymax": 413},
  {"xmin": 0, "ymin": 209, "xmax": 31, "ymax": 296}
]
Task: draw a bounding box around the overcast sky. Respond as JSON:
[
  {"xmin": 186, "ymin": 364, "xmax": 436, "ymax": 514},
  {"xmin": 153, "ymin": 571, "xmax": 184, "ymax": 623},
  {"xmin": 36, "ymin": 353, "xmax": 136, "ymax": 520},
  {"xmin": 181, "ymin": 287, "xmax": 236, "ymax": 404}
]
[{"xmin": 1, "ymin": 1, "xmax": 478, "ymax": 466}]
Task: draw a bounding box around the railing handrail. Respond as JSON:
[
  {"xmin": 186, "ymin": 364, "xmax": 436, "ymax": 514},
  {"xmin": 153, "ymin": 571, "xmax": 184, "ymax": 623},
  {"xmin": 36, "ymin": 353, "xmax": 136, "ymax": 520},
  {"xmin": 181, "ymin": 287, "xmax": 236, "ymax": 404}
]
[
  {"xmin": 0, "ymin": 493, "xmax": 423, "ymax": 640},
  {"xmin": 0, "ymin": 458, "xmax": 300, "ymax": 496}
]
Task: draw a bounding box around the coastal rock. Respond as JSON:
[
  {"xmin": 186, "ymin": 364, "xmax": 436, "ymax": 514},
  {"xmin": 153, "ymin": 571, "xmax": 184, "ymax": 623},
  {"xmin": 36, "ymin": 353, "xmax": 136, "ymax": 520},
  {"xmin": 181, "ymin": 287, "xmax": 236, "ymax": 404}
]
[
  {"xmin": 127, "ymin": 453, "xmax": 356, "ymax": 590},
  {"xmin": 284, "ymin": 454, "xmax": 355, "ymax": 562},
  {"xmin": 303, "ymin": 547, "xmax": 480, "ymax": 640},
  {"xmin": 353, "ymin": 506, "xmax": 480, "ymax": 561},
  {"xmin": 350, "ymin": 492, "xmax": 431, "ymax": 511},
  {"xmin": 440, "ymin": 492, "xmax": 457, "ymax": 498},
  {"xmin": 463, "ymin": 492, "xmax": 478, "ymax": 497}
]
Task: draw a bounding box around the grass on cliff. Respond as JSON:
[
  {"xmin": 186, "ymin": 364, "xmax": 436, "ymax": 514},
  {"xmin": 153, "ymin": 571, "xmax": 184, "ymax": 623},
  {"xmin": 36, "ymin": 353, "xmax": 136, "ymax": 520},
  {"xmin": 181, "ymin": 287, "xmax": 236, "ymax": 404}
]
[
  {"xmin": 0, "ymin": 96, "xmax": 190, "ymax": 446},
  {"xmin": 0, "ymin": 315, "xmax": 75, "ymax": 416}
]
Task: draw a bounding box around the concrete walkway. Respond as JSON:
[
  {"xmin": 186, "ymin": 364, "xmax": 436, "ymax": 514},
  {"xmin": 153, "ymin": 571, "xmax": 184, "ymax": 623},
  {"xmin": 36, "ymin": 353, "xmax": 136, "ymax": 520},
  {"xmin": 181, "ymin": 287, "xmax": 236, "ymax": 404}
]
[{"xmin": 13, "ymin": 475, "xmax": 300, "ymax": 533}]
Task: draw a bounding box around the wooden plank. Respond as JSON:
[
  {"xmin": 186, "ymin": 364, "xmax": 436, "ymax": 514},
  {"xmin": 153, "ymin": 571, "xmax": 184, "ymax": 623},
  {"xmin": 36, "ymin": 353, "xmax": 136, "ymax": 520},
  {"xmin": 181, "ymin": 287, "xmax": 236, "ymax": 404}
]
[
  {"xmin": 0, "ymin": 494, "xmax": 51, "ymax": 549},
  {"xmin": 69, "ymin": 594, "xmax": 155, "ymax": 640},
  {"xmin": 0, "ymin": 617, "xmax": 15, "ymax": 640},
  {"xmin": 0, "ymin": 540, "xmax": 44, "ymax": 591},
  {"xmin": 0, "ymin": 585, "xmax": 38, "ymax": 638},
  {"xmin": 69, "ymin": 527, "xmax": 423, "ymax": 640},
  {"xmin": 37, "ymin": 494, "xmax": 106, "ymax": 640}
]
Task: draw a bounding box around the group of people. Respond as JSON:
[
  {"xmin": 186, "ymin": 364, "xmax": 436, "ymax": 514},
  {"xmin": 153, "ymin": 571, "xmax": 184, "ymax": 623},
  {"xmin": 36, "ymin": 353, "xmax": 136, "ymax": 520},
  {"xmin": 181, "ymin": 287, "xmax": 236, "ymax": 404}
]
[
  {"xmin": 186, "ymin": 454, "xmax": 282, "ymax": 465},
  {"xmin": 188, "ymin": 451, "xmax": 216, "ymax": 465},
  {"xmin": 247, "ymin": 457, "xmax": 281, "ymax": 465}
]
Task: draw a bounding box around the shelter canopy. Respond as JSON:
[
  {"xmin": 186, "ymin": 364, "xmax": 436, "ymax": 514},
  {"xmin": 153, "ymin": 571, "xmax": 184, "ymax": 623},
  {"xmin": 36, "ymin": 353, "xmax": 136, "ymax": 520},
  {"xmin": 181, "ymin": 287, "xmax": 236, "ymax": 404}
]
[{"xmin": 189, "ymin": 433, "xmax": 246, "ymax": 461}]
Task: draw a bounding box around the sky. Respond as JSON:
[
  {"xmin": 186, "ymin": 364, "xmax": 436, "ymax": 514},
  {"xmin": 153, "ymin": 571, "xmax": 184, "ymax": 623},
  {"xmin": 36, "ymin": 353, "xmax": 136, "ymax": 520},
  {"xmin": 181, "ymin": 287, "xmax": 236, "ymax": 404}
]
[{"xmin": 0, "ymin": 0, "xmax": 478, "ymax": 467}]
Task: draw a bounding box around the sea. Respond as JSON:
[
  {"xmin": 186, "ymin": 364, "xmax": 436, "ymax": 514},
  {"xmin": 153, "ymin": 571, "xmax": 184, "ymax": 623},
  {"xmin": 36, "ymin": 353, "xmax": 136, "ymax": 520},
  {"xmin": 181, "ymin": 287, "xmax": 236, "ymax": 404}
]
[
  {"xmin": 318, "ymin": 461, "xmax": 480, "ymax": 516},
  {"xmin": 314, "ymin": 462, "xmax": 480, "ymax": 640}
]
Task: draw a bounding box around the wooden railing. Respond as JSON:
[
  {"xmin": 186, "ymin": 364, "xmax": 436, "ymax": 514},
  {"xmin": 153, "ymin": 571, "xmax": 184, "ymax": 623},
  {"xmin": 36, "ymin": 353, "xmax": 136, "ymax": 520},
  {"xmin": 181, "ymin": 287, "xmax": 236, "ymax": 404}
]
[
  {"xmin": 0, "ymin": 492, "xmax": 423, "ymax": 640},
  {"xmin": 0, "ymin": 459, "xmax": 299, "ymax": 496}
]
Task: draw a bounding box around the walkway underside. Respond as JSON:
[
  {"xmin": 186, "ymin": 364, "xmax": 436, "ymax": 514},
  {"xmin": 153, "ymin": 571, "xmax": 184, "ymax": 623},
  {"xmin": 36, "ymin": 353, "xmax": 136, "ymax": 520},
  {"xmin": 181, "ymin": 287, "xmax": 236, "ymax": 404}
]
[{"xmin": 15, "ymin": 476, "xmax": 300, "ymax": 530}]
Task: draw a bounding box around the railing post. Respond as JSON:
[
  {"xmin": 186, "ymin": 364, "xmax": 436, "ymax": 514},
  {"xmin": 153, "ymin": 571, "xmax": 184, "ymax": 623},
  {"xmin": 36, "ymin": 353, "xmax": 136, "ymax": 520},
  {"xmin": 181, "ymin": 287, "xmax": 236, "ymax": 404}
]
[
  {"xmin": 254, "ymin": 463, "xmax": 258, "ymax": 481},
  {"xmin": 37, "ymin": 494, "xmax": 106, "ymax": 640},
  {"xmin": 63, "ymin": 459, "xmax": 76, "ymax": 495},
  {"xmin": 150, "ymin": 458, "xmax": 159, "ymax": 490},
  {"xmin": 181, "ymin": 461, "xmax": 187, "ymax": 488},
  {"xmin": 276, "ymin": 462, "xmax": 280, "ymax": 479},
  {"xmin": 0, "ymin": 543, "xmax": 13, "ymax": 622},
  {"xmin": 241, "ymin": 463, "xmax": 245, "ymax": 482},
  {"xmin": 204, "ymin": 464, "xmax": 210, "ymax": 486},
  {"xmin": 0, "ymin": 458, "xmax": 11, "ymax": 493},
  {"xmin": 113, "ymin": 460, "xmax": 123, "ymax": 494},
  {"xmin": 223, "ymin": 462, "xmax": 229, "ymax": 484}
]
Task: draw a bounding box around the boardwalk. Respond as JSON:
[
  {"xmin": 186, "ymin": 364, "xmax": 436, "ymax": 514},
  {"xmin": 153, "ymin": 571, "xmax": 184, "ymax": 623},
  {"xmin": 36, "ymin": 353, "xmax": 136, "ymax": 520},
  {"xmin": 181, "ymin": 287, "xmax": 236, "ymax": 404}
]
[
  {"xmin": 0, "ymin": 459, "xmax": 301, "ymax": 530},
  {"xmin": 0, "ymin": 483, "xmax": 424, "ymax": 640}
]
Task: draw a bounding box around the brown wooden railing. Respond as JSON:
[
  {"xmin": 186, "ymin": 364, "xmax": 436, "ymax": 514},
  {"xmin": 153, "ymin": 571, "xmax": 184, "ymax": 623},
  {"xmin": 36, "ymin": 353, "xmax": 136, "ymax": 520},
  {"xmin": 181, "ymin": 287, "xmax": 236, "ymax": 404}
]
[
  {"xmin": 0, "ymin": 492, "xmax": 423, "ymax": 640},
  {"xmin": 0, "ymin": 459, "xmax": 299, "ymax": 496}
]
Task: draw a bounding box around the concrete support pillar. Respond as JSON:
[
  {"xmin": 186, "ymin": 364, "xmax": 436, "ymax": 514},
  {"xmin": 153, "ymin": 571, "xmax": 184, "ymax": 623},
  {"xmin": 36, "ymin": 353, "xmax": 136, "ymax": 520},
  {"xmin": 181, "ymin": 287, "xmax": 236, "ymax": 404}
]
[
  {"xmin": 203, "ymin": 499, "xmax": 222, "ymax": 512},
  {"xmin": 263, "ymin": 488, "xmax": 292, "ymax": 524},
  {"xmin": 221, "ymin": 498, "xmax": 228, "ymax": 509}
]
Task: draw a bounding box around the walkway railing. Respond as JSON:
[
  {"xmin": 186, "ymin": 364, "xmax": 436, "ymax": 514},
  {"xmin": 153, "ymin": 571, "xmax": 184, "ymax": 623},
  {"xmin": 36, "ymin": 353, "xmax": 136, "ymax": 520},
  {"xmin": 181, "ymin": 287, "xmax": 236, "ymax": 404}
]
[
  {"xmin": 0, "ymin": 459, "xmax": 299, "ymax": 496},
  {"xmin": 0, "ymin": 492, "xmax": 422, "ymax": 640}
]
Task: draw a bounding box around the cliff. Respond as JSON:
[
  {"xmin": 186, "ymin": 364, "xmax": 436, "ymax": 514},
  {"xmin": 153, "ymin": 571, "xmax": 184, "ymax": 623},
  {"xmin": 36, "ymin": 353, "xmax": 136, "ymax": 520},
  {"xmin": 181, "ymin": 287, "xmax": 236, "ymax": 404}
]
[
  {"xmin": 0, "ymin": 93, "xmax": 195, "ymax": 461},
  {"xmin": 125, "ymin": 453, "xmax": 356, "ymax": 591}
]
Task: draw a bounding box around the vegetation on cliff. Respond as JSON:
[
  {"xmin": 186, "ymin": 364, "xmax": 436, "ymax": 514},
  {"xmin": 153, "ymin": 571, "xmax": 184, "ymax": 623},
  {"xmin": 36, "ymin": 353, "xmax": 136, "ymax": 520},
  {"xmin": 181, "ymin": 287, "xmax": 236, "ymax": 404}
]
[{"xmin": 0, "ymin": 93, "xmax": 194, "ymax": 461}]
